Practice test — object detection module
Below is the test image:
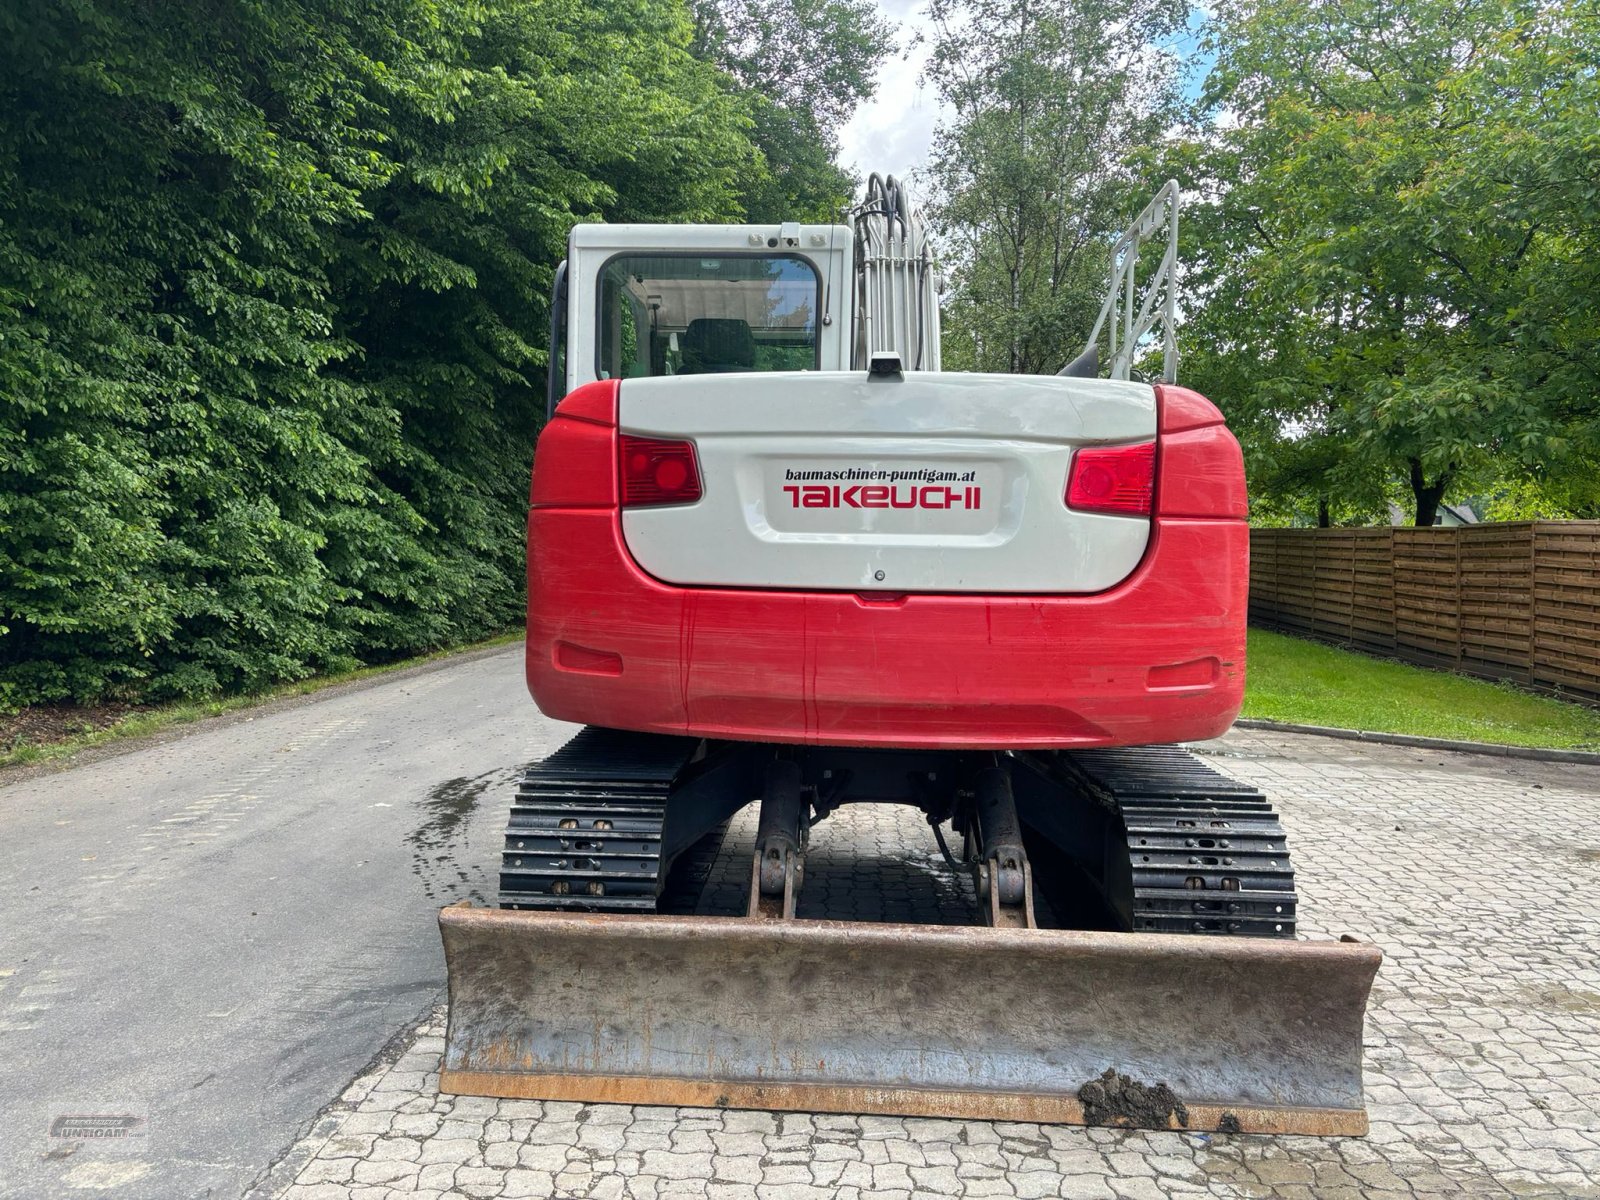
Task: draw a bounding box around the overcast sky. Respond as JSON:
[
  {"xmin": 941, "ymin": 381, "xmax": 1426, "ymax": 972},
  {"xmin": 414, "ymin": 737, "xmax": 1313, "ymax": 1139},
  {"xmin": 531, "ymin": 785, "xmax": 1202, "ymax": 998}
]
[
  {"xmin": 836, "ymin": 3, "xmax": 1214, "ymax": 199},
  {"xmin": 836, "ymin": 0, "xmax": 942, "ymax": 195}
]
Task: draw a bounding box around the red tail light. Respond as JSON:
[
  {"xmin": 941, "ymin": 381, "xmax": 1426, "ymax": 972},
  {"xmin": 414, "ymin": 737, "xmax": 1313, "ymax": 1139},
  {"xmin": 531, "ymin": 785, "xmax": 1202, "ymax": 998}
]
[
  {"xmin": 1066, "ymin": 441, "xmax": 1156, "ymax": 516},
  {"xmin": 620, "ymin": 435, "xmax": 702, "ymax": 507}
]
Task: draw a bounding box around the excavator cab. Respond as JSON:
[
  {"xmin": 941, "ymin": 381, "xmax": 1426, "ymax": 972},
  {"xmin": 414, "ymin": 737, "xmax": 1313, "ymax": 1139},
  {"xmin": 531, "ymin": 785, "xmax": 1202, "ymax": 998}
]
[
  {"xmin": 557, "ymin": 222, "xmax": 850, "ymax": 390},
  {"xmin": 441, "ymin": 178, "xmax": 1381, "ymax": 1134}
]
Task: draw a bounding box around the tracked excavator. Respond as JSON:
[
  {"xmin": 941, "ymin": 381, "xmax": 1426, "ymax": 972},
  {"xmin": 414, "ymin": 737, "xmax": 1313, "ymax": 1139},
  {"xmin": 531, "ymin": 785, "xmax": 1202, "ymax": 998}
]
[{"xmin": 438, "ymin": 178, "xmax": 1381, "ymax": 1134}]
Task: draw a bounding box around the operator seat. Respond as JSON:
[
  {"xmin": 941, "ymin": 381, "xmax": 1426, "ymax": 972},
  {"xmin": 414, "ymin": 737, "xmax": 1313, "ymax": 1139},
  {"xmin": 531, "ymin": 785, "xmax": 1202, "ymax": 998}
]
[{"xmin": 680, "ymin": 318, "xmax": 756, "ymax": 374}]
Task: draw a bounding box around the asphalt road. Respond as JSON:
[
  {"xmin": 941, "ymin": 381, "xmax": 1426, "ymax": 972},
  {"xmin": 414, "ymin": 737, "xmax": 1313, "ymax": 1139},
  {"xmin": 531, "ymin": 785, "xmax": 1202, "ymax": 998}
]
[{"xmin": 0, "ymin": 646, "xmax": 569, "ymax": 1200}]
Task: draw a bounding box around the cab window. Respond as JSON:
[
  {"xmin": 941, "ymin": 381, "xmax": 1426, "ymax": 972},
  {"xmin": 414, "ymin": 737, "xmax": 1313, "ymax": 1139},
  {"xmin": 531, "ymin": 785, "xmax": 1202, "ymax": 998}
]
[{"xmin": 597, "ymin": 254, "xmax": 820, "ymax": 380}]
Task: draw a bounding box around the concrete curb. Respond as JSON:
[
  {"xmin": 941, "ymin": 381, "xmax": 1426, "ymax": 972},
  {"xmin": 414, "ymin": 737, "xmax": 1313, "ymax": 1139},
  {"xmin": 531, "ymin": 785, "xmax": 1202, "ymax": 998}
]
[{"xmin": 1232, "ymin": 717, "xmax": 1600, "ymax": 765}]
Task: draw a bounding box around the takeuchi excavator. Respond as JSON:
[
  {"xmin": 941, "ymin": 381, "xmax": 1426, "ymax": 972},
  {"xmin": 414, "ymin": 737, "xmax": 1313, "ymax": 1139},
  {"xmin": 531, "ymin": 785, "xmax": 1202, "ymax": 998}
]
[{"xmin": 438, "ymin": 178, "xmax": 1381, "ymax": 1134}]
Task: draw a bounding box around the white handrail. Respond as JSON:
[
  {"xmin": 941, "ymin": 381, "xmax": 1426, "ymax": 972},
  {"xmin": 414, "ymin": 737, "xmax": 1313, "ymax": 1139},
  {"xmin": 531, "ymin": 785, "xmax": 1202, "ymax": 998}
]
[{"xmin": 1078, "ymin": 180, "xmax": 1181, "ymax": 384}]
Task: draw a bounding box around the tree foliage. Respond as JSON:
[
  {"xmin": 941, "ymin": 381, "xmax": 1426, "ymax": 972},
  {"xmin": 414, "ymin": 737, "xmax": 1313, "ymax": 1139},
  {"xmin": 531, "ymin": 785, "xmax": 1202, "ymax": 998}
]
[
  {"xmin": 691, "ymin": 0, "xmax": 894, "ymax": 219},
  {"xmin": 0, "ymin": 0, "xmax": 847, "ymax": 709},
  {"xmin": 921, "ymin": 0, "xmax": 1187, "ymax": 373},
  {"xmin": 1177, "ymin": 0, "xmax": 1600, "ymax": 524}
]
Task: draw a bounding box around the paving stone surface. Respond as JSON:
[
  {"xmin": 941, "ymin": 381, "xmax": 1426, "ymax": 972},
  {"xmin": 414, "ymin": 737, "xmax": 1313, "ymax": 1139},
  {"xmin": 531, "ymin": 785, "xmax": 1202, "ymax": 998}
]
[{"xmin": 269, "ymin": 729, "xmax": 1600, "ymax": 1199}]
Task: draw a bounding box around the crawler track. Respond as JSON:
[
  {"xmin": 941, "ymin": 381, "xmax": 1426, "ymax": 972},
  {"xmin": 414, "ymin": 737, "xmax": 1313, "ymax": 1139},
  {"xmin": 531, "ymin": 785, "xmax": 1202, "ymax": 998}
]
[
  {"xmin": 1060, "ymin": 745, "xmax": 1297, "ymax": 937},
  {"xmin": 499, "ymin": 727, "xmax": 700, "ymax": 911}
]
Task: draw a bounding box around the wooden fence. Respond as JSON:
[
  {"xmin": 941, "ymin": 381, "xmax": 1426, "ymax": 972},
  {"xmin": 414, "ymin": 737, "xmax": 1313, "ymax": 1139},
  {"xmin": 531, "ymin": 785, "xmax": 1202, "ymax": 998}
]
[{"xmin": 1249, "ymin": 523, "xmax": 1600, "ymax": 701}]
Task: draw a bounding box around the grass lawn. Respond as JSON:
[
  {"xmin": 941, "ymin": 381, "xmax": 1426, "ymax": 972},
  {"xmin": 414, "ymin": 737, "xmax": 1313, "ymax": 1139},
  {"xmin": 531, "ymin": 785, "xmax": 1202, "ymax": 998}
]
[{"xmin": 1243, "ymin": 628, "xmax": 1600, "ymax": 750}]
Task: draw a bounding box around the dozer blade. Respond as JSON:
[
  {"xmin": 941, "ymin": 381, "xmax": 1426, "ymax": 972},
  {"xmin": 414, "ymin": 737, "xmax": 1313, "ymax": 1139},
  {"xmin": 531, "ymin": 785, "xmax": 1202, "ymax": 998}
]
[{"xmin": 438, "ymin": 906, "xmax": 1381, "ymax": 1135}]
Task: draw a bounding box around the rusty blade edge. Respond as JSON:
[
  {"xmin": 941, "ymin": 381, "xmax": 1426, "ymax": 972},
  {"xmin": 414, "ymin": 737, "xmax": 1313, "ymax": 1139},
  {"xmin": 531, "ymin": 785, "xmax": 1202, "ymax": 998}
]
[
  {"xmin": 438, "ymin": 905, "xmax": 1385, "ymax": 970},
  {"xmin": 438, "ymin": 1069, "xmax": 1369, "ymax": 1137}
]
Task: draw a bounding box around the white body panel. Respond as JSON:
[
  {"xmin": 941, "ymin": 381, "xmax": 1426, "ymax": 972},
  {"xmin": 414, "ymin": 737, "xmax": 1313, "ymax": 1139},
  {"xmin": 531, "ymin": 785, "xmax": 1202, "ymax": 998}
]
[
  {"xmin": 619, "ymin": 372, "xmax": 1155, "ymax": 594},
  {"xmin": 566, "ymin": 223, "xmax": 854, "ymax": 392}
]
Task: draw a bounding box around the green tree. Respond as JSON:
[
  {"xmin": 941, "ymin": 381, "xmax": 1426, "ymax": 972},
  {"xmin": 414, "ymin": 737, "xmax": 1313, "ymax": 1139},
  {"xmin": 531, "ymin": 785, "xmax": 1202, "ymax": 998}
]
[
  {"xmin": 0, "ymin": 0, "xmax": 760, "ymax": 708},
  {"xmin": 691, "ymin": 0, "xmax": 895, "ymax": 220},
  {"xmin": 321, "ymin": 0, "xmax": 755, "ymax": 657},
  {"xmin": 1179, "ymin": 0, "xmax": 1600, "ymax": 526},
  {"xmin": 921, "ymin": 0, "xmax": 1187, "ymax": 374}
]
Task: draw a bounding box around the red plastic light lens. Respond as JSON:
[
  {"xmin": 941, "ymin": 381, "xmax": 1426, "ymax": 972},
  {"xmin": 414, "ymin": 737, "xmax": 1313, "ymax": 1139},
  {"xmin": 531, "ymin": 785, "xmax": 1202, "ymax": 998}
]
[
  {"xmin": 1066, "ymin": 441, "xmax": 1156, "ymax": 516},
  {"xmin": 620, "ymin": 435, "xmax": 702, "ymax": 507}
]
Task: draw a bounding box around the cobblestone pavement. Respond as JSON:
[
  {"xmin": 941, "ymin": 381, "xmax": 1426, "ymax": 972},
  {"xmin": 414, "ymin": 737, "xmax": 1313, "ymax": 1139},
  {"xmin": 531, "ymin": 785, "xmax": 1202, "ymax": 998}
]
[{"xmin": 266, "ymin": 729, "xmax": 1600, "ymax": 1199}]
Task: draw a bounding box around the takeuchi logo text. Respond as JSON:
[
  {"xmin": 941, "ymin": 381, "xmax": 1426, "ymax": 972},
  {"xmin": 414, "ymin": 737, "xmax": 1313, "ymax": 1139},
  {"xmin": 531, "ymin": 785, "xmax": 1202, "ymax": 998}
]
[{"xmin": 782, "ymin": 483, "xmax": 982, "ymax": 511}]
